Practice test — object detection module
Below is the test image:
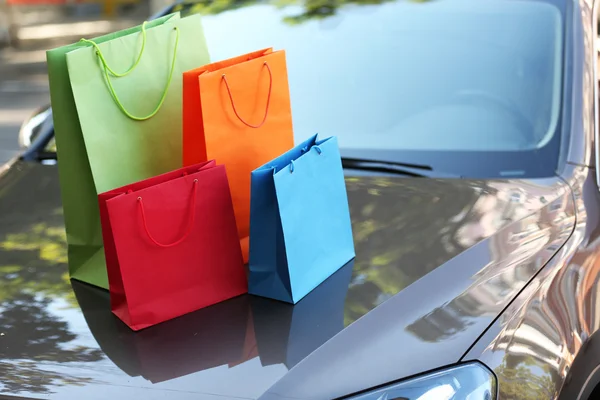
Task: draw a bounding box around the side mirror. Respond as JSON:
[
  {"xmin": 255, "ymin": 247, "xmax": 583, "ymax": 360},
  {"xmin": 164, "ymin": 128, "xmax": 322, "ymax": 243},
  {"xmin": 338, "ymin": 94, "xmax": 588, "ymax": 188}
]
[{"xmin": 18, "ymin": 105, "xmax": 52, "ymax": 149}]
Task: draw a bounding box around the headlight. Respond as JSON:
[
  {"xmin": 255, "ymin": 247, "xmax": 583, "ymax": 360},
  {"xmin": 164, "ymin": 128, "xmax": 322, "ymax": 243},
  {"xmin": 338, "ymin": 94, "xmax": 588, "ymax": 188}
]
[{"xmin": 347, "ymin": 362, "xmax": 496, "ymax": 400}]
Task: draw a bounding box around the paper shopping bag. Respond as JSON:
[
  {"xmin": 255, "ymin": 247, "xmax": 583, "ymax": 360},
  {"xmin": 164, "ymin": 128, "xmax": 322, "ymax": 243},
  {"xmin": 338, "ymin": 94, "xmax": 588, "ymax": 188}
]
[
  {"xmin": 183, "ymin": 48, "xmax": 294, "ymax": 263},
  {"xmin": 68, "ymin": 13, "xmax": 210, "ymax": 196},
  {"xmin": 46, "ymin": 14, "xmax": 178, "ymax": 289},
  {"xmin": 98, "ymin": 161, "xmax": 247, "ymax": 331},
  {"xmin": 248, "ymin": 135, "xmax": 355, "ymax": 303}
]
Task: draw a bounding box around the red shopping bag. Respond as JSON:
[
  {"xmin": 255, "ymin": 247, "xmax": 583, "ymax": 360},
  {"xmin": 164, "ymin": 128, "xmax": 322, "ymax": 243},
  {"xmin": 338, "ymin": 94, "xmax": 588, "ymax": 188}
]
[{"xmin": 98, "ymin": 161, "xmax": 247, "ymax": 331}]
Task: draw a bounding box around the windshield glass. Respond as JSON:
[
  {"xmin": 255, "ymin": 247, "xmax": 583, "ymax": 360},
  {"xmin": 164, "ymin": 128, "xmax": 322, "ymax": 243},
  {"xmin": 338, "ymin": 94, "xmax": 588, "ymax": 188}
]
[{"xmin": 174, "ymin": 0, "xmax": 567, "ymax": 178}]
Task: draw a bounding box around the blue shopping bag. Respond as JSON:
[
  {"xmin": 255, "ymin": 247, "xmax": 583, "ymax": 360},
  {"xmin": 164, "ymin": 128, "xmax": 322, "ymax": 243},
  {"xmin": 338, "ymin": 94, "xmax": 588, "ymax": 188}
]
[{"xmin": 249, "ymin": 134, "xmax": 355, "ymax": 304}]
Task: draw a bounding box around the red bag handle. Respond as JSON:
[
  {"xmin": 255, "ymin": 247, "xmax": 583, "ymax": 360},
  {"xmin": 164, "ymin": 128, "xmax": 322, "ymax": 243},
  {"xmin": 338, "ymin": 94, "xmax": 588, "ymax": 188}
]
[
  {"xmin": 137, "ymin": 179, "xmax": 198, "ymax": 248},
  {"xmin": 221, "ymin": 61, "xmax": 273, "ymax": 129}
]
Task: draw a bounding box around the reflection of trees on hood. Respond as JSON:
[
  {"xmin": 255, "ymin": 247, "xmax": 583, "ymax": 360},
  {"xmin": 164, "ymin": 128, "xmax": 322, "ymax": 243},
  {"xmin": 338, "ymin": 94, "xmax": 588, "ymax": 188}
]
[
  {"xmin": 0, "ymin": 222, "xmax": 75, "ymax": 306},
  {"xmin": 0, "ymin": 164, "xmax": 104, "ymax": 395},
  {"xmin": 0, "ymin": 294, "xmax": 104, "ymax": 395},
  {"xmin": 404, "ymin": 182, "xmax": 569, "ymax": 343},
  {"xmin": 342, "ymin": 177, "xmax": 484, "ymax": 326},
  {"xmin": 172, "ymin": 0, "xmax": 434, "ymax": 24},
  {"xmin": 496, "ymin": 355, "xmax": 557, "ymax": 400}
]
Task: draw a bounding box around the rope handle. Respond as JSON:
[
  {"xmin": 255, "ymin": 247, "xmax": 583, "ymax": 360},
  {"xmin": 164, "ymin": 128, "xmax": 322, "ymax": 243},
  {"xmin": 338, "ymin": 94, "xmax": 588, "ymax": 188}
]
[
  {"xmin": 80, "ymin": 25, "xmax": 180, "ymax": 121},
  {"xmin": 289, "ymin": 145, "xmax": 322, "ymax": 173},
  {"xmin": 137, "ymin": 179, "xmax": 198, "ymax": 247},
  {"xmin": 221, "ymin": 62, "xmax": 272, "ymax": 128},
  {"xmin": 80, "ymin": 21, "xmax": 149, "ymax": 78}
]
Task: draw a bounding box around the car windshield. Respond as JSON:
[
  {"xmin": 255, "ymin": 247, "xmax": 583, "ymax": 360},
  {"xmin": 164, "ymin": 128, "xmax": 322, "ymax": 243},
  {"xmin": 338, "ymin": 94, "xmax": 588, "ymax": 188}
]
[{"xmin": 174, "ymin": 0, "xmax": 567, "ymax": 178}]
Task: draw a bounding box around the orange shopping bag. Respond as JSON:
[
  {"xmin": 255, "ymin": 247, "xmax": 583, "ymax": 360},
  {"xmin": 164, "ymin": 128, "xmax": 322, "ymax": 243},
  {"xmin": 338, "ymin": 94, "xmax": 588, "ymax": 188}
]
[{"xmin": 183, "ymin": 48, "xmax": 294, "ymax": 262}]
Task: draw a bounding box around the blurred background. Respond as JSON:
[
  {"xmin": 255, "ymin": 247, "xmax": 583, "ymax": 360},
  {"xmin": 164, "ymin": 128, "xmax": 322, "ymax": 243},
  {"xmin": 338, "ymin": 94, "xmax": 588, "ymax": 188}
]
[{"xmin": 0, "ymin": 0, "xmax": 165, "ymax": 164}]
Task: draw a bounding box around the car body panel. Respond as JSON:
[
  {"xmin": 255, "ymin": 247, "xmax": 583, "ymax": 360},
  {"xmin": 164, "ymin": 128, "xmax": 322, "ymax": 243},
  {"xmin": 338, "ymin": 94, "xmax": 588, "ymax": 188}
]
[
  {"xmin": 564, "ymin": 0, "xmax": 594, "ymax": 168},
  {"xmin": 260, "ymin": 176, "xmax": 575, "ymax": 400},
  {"xmin": 0, "ymin": 158, "xmax": 576, "ymax": 399},
  {"xmin": 462, "ymin": 165, "xmax": 600, "ymax": 400}
]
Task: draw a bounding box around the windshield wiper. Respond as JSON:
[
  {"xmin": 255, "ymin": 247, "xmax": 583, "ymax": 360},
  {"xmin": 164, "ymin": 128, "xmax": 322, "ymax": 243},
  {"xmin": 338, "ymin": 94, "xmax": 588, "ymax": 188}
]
[{"xmin": 341, "ymin": 157, "xmax": 460, "ymax": 178}]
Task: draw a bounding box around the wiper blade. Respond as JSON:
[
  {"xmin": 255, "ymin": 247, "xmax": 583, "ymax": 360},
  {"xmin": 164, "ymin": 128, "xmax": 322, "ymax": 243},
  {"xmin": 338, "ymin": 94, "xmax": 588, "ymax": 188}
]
[{"xmin": 341, "ymin": 157, "xmax": 460, "ymax": 178}]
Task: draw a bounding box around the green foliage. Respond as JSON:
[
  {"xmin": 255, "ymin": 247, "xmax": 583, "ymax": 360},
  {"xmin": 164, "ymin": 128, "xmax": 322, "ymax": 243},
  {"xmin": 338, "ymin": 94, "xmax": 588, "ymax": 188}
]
[
  {"xmin": 282, "ymin": 0, "xmax": 396, "ymax": 25},
  {"xmin": 172, "ymin": 0, "xmax": 260, "ymax": 17},
  {"xmin": 171, "ymin": 0, "xmax": 434, "ymax": 24}
]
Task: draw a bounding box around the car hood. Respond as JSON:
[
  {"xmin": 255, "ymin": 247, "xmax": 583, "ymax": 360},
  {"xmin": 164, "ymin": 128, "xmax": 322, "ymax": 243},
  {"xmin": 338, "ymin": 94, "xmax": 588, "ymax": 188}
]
[{"xmin": 0, "ymin": 159, "xmax": 575, "ymax": 399}]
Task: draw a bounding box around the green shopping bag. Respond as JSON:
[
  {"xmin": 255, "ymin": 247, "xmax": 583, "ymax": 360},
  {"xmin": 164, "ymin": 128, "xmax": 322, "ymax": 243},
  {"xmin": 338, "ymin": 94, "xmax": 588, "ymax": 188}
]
[
  {"xmin": 47, "ymin": 14, "xmax": 178, "ymax": 289},
  {"xmin": 47, "ymin": 13, "xmax": 210, "ymax": 289},
  {"xmin": 67, "ymin": 13, "xmax": 209, "ymax": 194}
]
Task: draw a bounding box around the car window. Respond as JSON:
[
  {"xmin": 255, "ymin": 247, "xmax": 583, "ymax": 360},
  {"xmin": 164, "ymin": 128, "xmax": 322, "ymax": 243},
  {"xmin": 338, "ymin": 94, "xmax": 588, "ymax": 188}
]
[{"xmin": 168, "ymin": 0, "xmax": 567, "ymax": 178}]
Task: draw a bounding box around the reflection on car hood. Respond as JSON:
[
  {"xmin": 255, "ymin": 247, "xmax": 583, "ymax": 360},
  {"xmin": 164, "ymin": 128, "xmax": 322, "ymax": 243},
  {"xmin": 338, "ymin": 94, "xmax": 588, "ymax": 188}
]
[{"xmin": 0, "ymin": 159, "xmax": 575, "ymax": 399}]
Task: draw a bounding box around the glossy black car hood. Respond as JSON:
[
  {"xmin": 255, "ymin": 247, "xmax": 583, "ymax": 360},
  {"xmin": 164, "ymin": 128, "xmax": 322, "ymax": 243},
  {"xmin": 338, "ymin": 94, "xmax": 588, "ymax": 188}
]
[{"xmin": 0, "ymin": 158, "xmax": 575, "ymax": 399}]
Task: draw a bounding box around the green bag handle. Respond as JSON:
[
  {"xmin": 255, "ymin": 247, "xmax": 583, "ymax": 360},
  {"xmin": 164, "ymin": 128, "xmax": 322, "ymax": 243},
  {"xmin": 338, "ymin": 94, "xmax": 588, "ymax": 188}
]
[
  {"xmin": 80, "ymin": 21, "xmax": 150, "ymax": 77},
  {"xmin": 79, "ymin": 23, "xmax": 180, "ymax": 121}
]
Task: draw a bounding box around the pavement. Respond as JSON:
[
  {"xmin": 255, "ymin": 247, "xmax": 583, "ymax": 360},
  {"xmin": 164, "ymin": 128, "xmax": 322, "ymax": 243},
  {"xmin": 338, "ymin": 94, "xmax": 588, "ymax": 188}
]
[{"xmin": 0, "ymin": 3, "xmax": 149, "ymax": 164}]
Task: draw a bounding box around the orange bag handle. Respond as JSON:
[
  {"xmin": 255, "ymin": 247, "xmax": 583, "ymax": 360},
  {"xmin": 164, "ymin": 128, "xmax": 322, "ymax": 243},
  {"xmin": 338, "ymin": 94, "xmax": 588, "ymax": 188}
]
[
  {"xmin": 221, "ymin": 62, "xmax": 272, "ymax": 129},
  {"xmin": 137, "ymin": 179, "xmax": 198, "ymax": 248}
]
